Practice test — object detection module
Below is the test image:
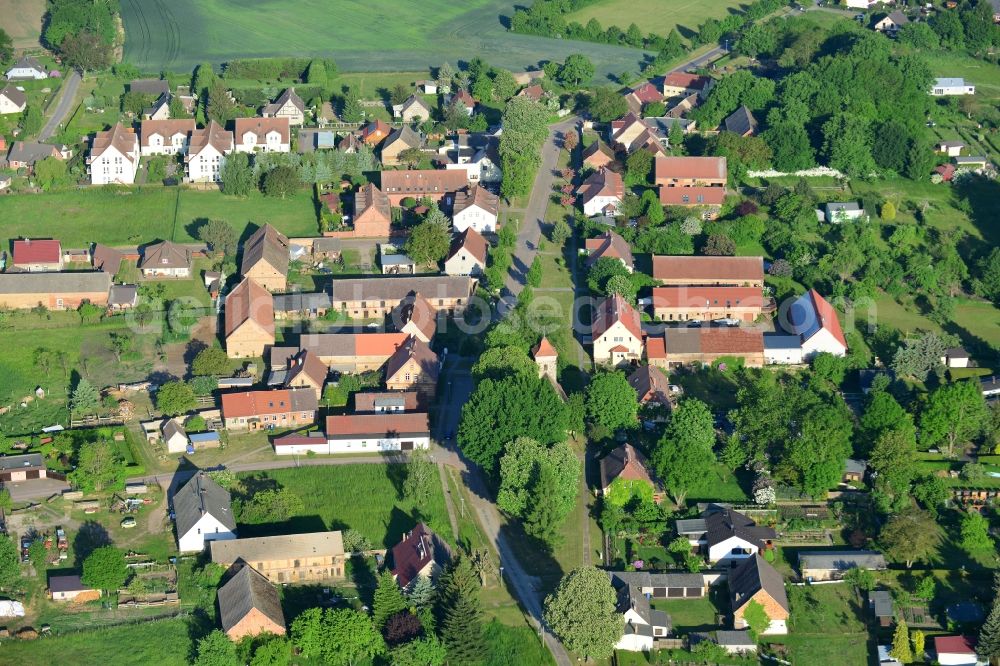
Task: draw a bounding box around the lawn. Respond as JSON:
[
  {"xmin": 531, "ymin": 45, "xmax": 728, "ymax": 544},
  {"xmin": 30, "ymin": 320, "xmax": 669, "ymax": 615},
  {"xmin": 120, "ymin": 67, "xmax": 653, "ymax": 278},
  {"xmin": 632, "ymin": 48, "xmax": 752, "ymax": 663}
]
[
  {"xmin": 652, "ymin": 593, "xmax": 724, "ymax": 634},
  {"xmin": 768, "ymin": 583, "xmax": 871, "ymax": 666},
  {"xmin": 233, "ymin": 464, "xmax": 451, "ymax": 548},
  {"xmin": 567, "ymin": 0, "xmax": 746, "ymax": 42},
  {"xmin": 0, "ymin": 187, "xmax": 318, "ymax": 248},
  {"xmin": 0, "ymin": 615, "xmax": 193, "ymax": 665},
  {"xmin": 120, "ymin": 0, "xmax": 648, "ymax": 78}
]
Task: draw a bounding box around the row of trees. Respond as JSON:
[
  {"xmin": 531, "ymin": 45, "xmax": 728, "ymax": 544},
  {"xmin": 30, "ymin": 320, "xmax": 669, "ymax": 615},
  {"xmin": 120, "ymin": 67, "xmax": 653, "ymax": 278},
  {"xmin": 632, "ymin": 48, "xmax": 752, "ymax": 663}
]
[{"xmin": 44, "ymin": 0, "xmax": 117, "ymax": 71}]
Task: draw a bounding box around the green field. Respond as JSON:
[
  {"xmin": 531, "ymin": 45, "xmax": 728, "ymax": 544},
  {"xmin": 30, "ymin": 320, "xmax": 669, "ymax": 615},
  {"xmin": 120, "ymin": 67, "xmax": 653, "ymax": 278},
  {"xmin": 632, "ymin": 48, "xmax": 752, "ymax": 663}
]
[
  {"xmin": 0, "ymin": 0, "xmax": 45, "ymax": 48},
  {"xmin": 0, "ymin": 616, "xmax": 192, "ymax": 665},
  {"xmin": 0, "ymin": 187, "xmax": 317, "ymax": 248},
  {"xmin": 234, "ymin": 465, "xmax": 451, "ymax": 548},
  {"xmin": 568, "ymin": 0, "xmax": 746, "ymax": 40},
  {"xmin": 120, "ymin": 0, "xmax": 647, "ymax": 76}
]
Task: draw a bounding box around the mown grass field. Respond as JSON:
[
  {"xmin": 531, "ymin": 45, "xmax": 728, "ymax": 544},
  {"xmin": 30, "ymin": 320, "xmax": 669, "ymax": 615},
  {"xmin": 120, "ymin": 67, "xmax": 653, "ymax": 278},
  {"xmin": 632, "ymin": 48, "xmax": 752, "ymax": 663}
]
[
  {"xmin": 0, "ymin": 616, "xmax": 192, "ymax": 665},
  {"xmin": 120, "ymin": 0, "xmax": 647, "ymax": 77},
  {"xmin": 0, "ymin": 187, "xmax": 317, "ymax": 248},
  {"xmin": 568, "ymin": 0, "xmax": 746, "ymax": 40},
  {"xmin": 234, "ymin": 465, "xmax": 451, "ymax": 548},
  {"xmin": 0, "ymin": 0, "xmax": 45, "ymax": 48}
]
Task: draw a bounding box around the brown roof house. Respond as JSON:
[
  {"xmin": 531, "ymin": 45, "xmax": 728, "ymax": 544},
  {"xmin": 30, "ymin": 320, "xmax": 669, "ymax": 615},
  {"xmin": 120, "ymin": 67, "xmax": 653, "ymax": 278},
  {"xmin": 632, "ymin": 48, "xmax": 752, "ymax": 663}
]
[
  {"xmin": 240, "ymin": 224, "xmax": 289, "ymax": 292},
  {"xmin": 221, "ymin": 388, "xmax": 317, "ymax": 431},
  {"xmin": 262, "ymin": 88, "xmax": 306, "ymax": 126},
  {"xmin": 352, "ymin": 183, "xmax": 393, "ymax": 238},
  {"xmin": 652, "ymin": 255, "xmax": 764, "ymax": 287},
  {"xmin": 92, "ymin": 243, "xmax": 125, "ymax": 274},
  {"xmin": 390, "ymin": 292, "xmax": 438, "ymax": 343},
  {"xmin": 139, "ymin": 119, "xmax": 195, "ymax": 157},
  {"xmin": 390, "ymin": 523, "xmax": 453, "ymax": 590},
  {"xmin": 723, "ymin": 106, "xmax": 757, "ymax": 137},
  {"xmin": 444, "ymin": 227, "xmax": 488, "ymax": 276},
  {"xmin": 654, "ymin": 155, "xmax": 727, "ymax": 188},
  {"xmin": 600, "ymin": 444, "xmax": 664, "ymax": 504},
  {"xmin": 585, "ymin": 230, "xmax": 634, "ymax": 272},
  {"xmin": 380, "ymin": 169, "xmax": 468, "ymax": 205},
  {"xmin": 234, "ymin": 117, "xmax": 290, "ymax": 153},
  {"xmin": 578, "ymin": 168, "xmax": 624, "ymax": 217},
  {"xmin": 185, "ymin": 120, "xmax": 234, "ymax": 183},
  {"xmin": 650, "ymin": 328, "xmax": 765, "ymax": 368},
  {"xmin": 627, "ymin": 365, "xmax": 672, "ymax": 408},
  {"xmin": 362, "ymin": 119, "xmax": 391, "ymax": 146},
  {"xmin": 592, "ymin": 293, "xmax": 643, "ymax": 367},
  {"xmin": 225, "ymin": 278, "xmax": 275, "ymax": 358},
  {"xmin": 382, "ymin": 125, "xmax": 423, "ymax": 166},
  {"xmin": 88, "ymin": 123, "xmax": 140, "ymax": 185},
  {"xmin": 729, "ymin": 554, "xmax": 789, "ymax": 635},
  {"xmin": 582, "ymin": 139, "xmax": 616, "ymax": 170},
  {"xmin": 139, "ymin": 240, "xmax": 191, "ymax": 278},
  {"xmin": 0, "ymin": 272, "xmax": 111, "ymax": 310},
  {"xmin": 217, "ymin": 564, "xmax": 286, "ymax": 641},
  {"xmin": 385, "ymin": 336, "xmax": 440, "ymax": 399},
  {"xmin": 0, "ymin": 85, "xmax": 27, "ymax": 115},
  {"xmin": 452, "ymin": 185, "xmax": 499, "ymax": 234},
  {"xmin": 392, "ymin": 94, "xmax": 433, "ymax": 123},
  {"xmin": 283, "ymin": 349, "xmax": 328, "ymax": 399}
]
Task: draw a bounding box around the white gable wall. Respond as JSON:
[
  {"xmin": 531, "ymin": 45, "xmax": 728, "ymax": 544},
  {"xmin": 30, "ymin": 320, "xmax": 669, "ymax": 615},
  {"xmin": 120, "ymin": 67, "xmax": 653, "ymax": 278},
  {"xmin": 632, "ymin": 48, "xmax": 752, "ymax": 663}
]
[
  {"xmin": 177, "ymin": 513, "xmax": 236, "ymax": 552},
  {"xmin": 801, "ymin": 327, "xmax": 846, "ymax": 359},
  {"xmin": 708, "ymin": 535, "xmax": 759, "ymax": 564}
]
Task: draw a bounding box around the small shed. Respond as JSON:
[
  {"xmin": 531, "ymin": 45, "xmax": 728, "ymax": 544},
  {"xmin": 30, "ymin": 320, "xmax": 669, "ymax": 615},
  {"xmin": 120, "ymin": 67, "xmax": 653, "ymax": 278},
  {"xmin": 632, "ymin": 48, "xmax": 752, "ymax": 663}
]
[
  {"xmin": 942, "ymin": 347, "xmax": 970, "ymax": 368},
  {"xmin": 870, "ymin": 590, "xmax": 893, "ymax": 627},
  {"xmin": 162, "ymin": 420, "xmax": 189, "ymax": 454},
  {"xmin": 188, "ymin": 431, "xmax": 222, "ymax": 451},
  {"xmin": 380, "ymin": 253, "xmax": 416, "ymax": 275},
  {"xmin": 843, "ymin": 458, "xmax": 867, "ymax": 483}
]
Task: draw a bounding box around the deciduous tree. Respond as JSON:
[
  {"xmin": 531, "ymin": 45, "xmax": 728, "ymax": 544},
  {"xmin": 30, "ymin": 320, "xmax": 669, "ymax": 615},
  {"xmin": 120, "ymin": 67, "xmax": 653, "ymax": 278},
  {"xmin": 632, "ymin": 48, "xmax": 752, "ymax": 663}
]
[
  {"xmin": 585, "ymin": 371, "xmax": 638, "ymax": 432},
  {"xmin": 0, "ymin": 537, "xmax": 20, "ymax": 589},
  {"xmin": 497, "ymin": 438, "xmax": 579, "ymax": 526},
  {"xmin": 192, "ymin": 347, "xmax": 231, "ymax": 376},
  {"xmin": 880, "ymin": 510, "xmax": 939, "ymax": 568},
  {"xmin": 652, "ymin": 399, "xmax": 716, "ymax": 505},
  {"xmin": 82, "ymin": 546, "xmax": 128, "ymax": 593},
  {"xmin": 195, "ymin": 630, "xmax": 238, "ymax": 666},
  {"xmin": 544, "ymin": 566, "xmax": 622, "ymax": 660},
  {"xmin": 921, "ymin": 380, "xmax": 990, "ymax": 456},
  {"xmin": 156, "ymin": 380, "xmax": 196, "ymax": 416},
  {"xmin": 405, "ymin": 219, "xmax": 450, "ymax": 266}
]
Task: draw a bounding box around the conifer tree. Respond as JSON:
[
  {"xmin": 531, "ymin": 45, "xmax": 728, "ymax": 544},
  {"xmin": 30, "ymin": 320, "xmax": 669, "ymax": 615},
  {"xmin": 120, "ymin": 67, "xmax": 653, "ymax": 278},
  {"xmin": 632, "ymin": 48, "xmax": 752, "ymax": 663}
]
[
  {"xmin": 891, "ymin": 619, "xmax": 912, "ymax": 663},
  {"xmin": 373, "ymin": 570, "xmax": 408, "ymax": 629},
  {"xmin": 437, "ymin": 556, "xmax": 485, "ymax": 664}
]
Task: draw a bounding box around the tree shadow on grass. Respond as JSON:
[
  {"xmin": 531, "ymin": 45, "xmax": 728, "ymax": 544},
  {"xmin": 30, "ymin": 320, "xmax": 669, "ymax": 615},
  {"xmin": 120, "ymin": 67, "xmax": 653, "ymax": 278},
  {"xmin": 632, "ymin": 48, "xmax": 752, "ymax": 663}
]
[
  {"xmin": 349, "ymin": 555, "xmax": 379, "ymax": 608},
  {"xmin": 72, "ymin": 520, "xmax": 111, "ymax": 567}
]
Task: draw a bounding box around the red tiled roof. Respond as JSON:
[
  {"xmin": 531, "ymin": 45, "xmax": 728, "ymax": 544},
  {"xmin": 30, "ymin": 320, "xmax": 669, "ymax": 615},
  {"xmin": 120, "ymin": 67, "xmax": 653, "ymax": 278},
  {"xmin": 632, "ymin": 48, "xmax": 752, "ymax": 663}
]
[
  {"xmin": 651, "ymin": 286, "xmax": 765, "ymax": 310},
  {"xmin": 629, "ymin": 81, "xmax": 663, "ymax": 104},
  {"xmin": 808, "ymin": 289, "xmax": 848, "ymax": 349},
  {"xmin": 380, "ymin": 169, "xmax": 468, "ymax": 195},
  {"xmin": 663, "ymin": 72, "xmax": 711, "ymax": 90},
  {"xmin": 645, "ymin": 335, "xmax": 665, "ymax": 359},
  {"xmin": 391, "ymin": 523, "xmax": 449, "ymax": 587},
  {"xmin": 353, "ymin": 332, "xmax": 409, "ymax": 357},
  {"xmin": 13, "ymin": 239, "xmax": 61, "ymax": 265},
  {"xmin": 325, "ymin": 412, "xmax": 429, "ymax": 438},
  {"xmin": 585, "ymin": 230, "xmax": 634, "ymax": 268},
  {"xmin": 592, "ymin": 293, "xmax": 642, "ymax": 341},
  {"xmin": 655, "ymin": 156, "xmax": 727, "ymax": 181},
  {"xmin": 353, "ymin": 391, "xmax": 420, "ymax": 412},
  {"xmin": 234, "ymin": 117, "xmax": 290, "ymax": 145},
  {"xmin": 934, "ymin": 636, "xmax": 976, "ymax": 655},
  {"xmin": 532, "ymin": 336, "xmax": 557, "ymax": 359},
  {"xmin": 447, "ymin": 227, "xmax": 488, "ymax": 265},
  {"xmin": 659, "ymin": 186, "xmax": 726, "ymax": 206},
  {"xmin": 652, "ymin": 256, "xmax": 764, "ymax": 283},
  {"xmin": 221, "ymin": 388, "xmax": 317, "ymax": 419},
  {"xmin": 140, "ymin": 119, "xmax": 195, "ymax": 148},
  {"xmin": 699, "ymin": 328, "xmax": 764, "ymax": 354},
  {"xmin": 224, "ymin": 278, "xmax": 274, "ymax": 338},
  {"xmin": 577, "ymin": 168, "xmax": 624, "ymax": 204}
]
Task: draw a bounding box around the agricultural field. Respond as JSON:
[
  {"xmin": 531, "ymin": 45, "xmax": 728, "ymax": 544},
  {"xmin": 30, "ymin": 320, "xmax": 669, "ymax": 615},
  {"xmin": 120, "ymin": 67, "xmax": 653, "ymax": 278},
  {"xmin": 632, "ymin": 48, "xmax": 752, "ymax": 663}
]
[
  {"xmin": 0, "ymin": 187, "xmax": 318, "ymax": 248},
  {"xmin": 119, "ymin": 0, "xmax": 647, "ymax": 77},
  {"xmin": 0, "ymin": 0, "xmax": 45, "ymax": 48},
  {"xmin": 568, "ymin": 0, "xmax": 746, "ymax": 41}
]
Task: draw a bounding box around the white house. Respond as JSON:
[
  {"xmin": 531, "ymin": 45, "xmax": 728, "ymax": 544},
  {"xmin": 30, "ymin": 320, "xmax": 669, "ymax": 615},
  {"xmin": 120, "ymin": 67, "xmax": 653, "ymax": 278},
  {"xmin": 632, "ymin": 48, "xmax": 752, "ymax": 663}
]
[
  {"xmin": 937, "ymin": 140, "xmax": 965, "ymax": 157},
  {"xmin": 452, "ymin": 185, "xmax": 499, "ymax": 234},
  {"xmin": 931, "ymin": 78, "xmax": 976, "ymax": 96},
  {"xmin": 0, "ymin": 85, "xmax": 27, "ymax": 114},
  {"xmin": 5, "ymin": 56, "xmax": 47, "ymax": 80},
  {"xmin": 234, "ymin": 117, "xmax": 290, "ymax": 153},
  {"xmin": 607, "ymin": 572, "xmax": 685, "ymax": 651},
  {"xmin": 789, "ymin": 290, "xmax": 848, "ymax": 359},
  {"xmin": 591, "ymin": 294, "xmax": 643, "ymax": 367},
  {"xmin": 173, "ymin": 472, "xmax": 237, "ymax": 552},
  {"xmin": 162, "ymin": 419, "xmax": 189, "ymax": 454},
  {"xmin": 763, "ymin": 334, "xmax": 804, "ymax": 365},
  {"xmin": 444, "ymin": 228, "xmax": 488, "ymax": 277},
  {"xmin": 942, "ymin": 347, "xmax": 970, "ymax": 368},
  {"xmin": 140, "ymin": 119, "xmax": 195, "ymax": 157},
  {"xmin": 933, "ymin": 636, "xmax": 983, "ymax": 666},
  {"xmin": 578, "ymin": 168, "xmax": 624, "ymax": 217},
  {"xmin": 676, "ymin": 508, "xmax": 776, "ymax": 565},
  {"xmin": 185, "ymin": 121, "xmax": 234, "ymax": 183},
  {"xmin": 824, "ymin": 202, "xmax": 865, "ymax": 223},
  {"xmin": 261, "ymin": 88, "xmax": 306, "ymax": 126},
  {"xmin": 87, "ymin": 123, "xmax": 140, "ymax": 185},
  {"xmin": 392, "ymin": 94, "xmax": 433, "ymax": 122},
  {"xmin": 844, "ymin": 0, "xmax": 880, "ymax": 7},
  {"xmin": 325, "ymin": 413, "xmax": 430, "ymax": 453}
]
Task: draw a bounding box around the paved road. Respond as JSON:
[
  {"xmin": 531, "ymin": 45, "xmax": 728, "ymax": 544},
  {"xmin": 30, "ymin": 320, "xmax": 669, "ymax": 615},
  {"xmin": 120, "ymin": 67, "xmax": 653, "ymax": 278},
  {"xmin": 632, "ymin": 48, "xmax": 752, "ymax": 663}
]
[
  {"xmin": 499, "ymin": 117, "xmax": 579, "ymax": 314},
  {"xmin": 38, "ymin": 70, "xmax": 81, "ymax": 142}
]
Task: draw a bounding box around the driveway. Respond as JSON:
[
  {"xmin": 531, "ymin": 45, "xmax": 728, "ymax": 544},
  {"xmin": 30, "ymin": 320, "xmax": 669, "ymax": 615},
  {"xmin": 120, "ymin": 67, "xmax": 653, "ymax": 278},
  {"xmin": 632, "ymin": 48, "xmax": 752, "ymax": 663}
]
[{"xmin": 39, "ymin": 70, "xmax": 81, "ymax": 142}]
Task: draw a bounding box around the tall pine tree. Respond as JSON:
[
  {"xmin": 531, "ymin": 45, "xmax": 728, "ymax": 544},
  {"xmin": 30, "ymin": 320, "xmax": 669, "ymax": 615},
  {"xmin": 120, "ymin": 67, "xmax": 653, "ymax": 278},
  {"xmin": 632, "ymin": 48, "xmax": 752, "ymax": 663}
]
[
  {"xmin": 891, "ymin": 619, "xmax": 912, "ymax": 663},
  {"xmin": 436, "ymin": 556, "xmax": 485, "ymax": 664},
  {"xmin": 407, "ymin": 574, "xmax": 435, "ymax": 611},
  {"xmin": 979, "ymin": 574, "xmax": 1000, "ymax": 663},
  {"xmin": 373, "ymin": 570, "xmax": 408, "ymax": 629}
]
